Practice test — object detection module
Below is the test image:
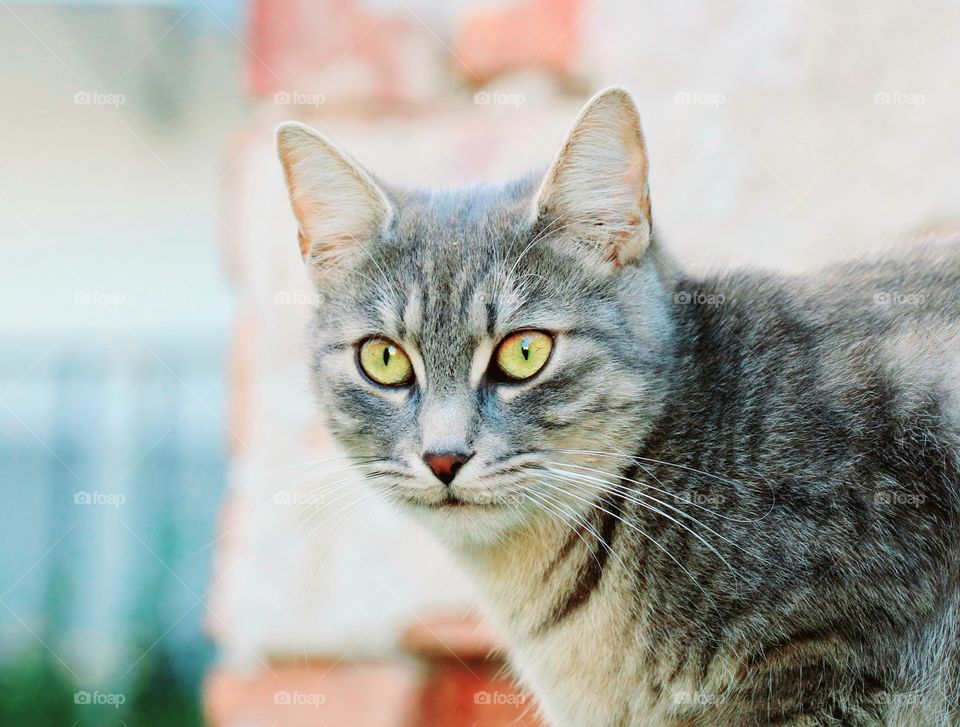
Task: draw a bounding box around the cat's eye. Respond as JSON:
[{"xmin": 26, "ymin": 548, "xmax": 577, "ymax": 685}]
[
  {"xmin": 493, "ymin": 330, "xmax": 553, "ymax": 381},
  {"xmin": 358, "ymin": 338, "xmax": 414, "ymax": 387}
]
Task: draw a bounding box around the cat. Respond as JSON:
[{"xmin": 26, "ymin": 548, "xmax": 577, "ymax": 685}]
[{"xmin": 276, "ymin": 87, "xmax": 960, "ymax": 726}]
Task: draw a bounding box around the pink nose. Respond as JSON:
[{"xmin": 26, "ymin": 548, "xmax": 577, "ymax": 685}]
[{"xmin": 422, "ymin": 451, "xmax": 473, "ymax": 485}]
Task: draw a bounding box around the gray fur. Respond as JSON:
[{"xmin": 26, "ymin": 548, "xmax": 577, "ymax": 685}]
[{"xmin": 277, "ymin": 92, "xmax": 960, "ymax": 725}]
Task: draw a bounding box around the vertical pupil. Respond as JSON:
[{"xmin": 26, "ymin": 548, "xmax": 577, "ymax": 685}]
[
  {"xmin": 521, "ymin": 338, "xmax": 531, "ymax": 360},
  {"xmin": 383, "ymin": 346, "xmax": 393, "ymax": 366}
]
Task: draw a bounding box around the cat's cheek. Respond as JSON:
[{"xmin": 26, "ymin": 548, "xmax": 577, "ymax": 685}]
[
  {"xmin": 493, "ymin": 383, "xmax": 535, "ymax": 404},
  {"xmin": 489, "ymin": 362, "xmax": 563, "ymax": 406},
  {"xmin": 317, "ymin": 380, "xmax": 405, "ymax": 452}
]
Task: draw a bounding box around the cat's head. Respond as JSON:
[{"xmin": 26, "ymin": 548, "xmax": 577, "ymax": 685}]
[{"xmin": 277, "ymin": 88, "xmax": 676, "ymax": 545}]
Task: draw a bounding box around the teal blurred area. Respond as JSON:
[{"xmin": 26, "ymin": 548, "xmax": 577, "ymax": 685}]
[
  {"xmin": 0, "ymin": 0, "xmax": 244, "ymax": 723},
  {"xmin": 0, "ymin": 339, "xmax": 227, "ymax": 725}
]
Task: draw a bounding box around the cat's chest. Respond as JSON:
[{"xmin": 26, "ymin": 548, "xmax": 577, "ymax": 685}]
[
  {"xmin": 491, "ymin": 584, "xmax": 671, "ymax": 727},
  {"xmin": 463, "ymin": 526, "xmax": 675, "ymax": 725},
  {"xmin": 513, "ymin": 628, "xmax": 637, "ymax": 726}
]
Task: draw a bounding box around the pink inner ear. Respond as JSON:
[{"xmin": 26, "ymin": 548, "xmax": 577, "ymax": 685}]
[
  {"xmin": 297, "ymin": 230, "xmax": 310, "ymax": 257},
  {"xmin": 607, "ymin": 224, "xmax": 638, "ymax": 269},
  {"xmin": 621, "ymin": 151, "xmax": 650, "ymax": 217},
  {"xmin": 292, "ymin": 195, "xmax": 352, "ymax": 258},
  {"xmin": 292, "ymin": 195, "xmax": 322, "ymax": 256}
]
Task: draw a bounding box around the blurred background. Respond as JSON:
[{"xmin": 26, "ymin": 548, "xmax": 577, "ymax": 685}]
[{"xmin": 2, "ymin": 1, "xmax": 959, "ymax": 725}]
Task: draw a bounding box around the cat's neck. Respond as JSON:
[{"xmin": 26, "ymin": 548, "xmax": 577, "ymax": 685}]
[
  {"xmin": 454, "ymin": 502, "xmax": 635, "ymax": 645},
  {"xmin": 450, "ymin": 504, "xmax": 643, "ymax": 727},
  {"xmin": 456, "ymin": 514, "xmax": 580, "ymax": 636}
]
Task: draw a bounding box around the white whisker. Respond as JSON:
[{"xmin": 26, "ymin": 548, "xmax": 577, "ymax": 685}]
[
  {"xmin": 544, "ymin": 462, "xmax": 764, "ymax": 563},
  {"xmin": 545, "ymin": 448, "xmax": 775, "ymax": 524},
  {"xmin": 533, "ymin": 478, "xmax": 720, "ymax": 611},
  {"xmin": 541, "ymin": 469, "xmax": 743, "ymax": 579}
]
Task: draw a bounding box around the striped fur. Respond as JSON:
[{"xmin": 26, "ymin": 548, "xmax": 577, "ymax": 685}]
[{"xmin": 277, "ymin": 89, "xmax": 960, "ymax": 725}]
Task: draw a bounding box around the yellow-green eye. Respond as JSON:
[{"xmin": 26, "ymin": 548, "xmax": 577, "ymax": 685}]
[
  {"xmin": 494, "ymin": 330, "xmax": 553, "ymax": 381},
  {"xmin": 358, "ymin": 338, "xmax": 414, "ymax": 386}
]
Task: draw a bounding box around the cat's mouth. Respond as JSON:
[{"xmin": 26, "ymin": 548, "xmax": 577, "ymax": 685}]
[
  {"xmin": 398, "ymin": 489, "xmax": 507, "ymax": 511},
  {"xmin": 436, "ymin": 493, "xmax": 479, "ymax": 508},
  {"xmin": 389, "ymin": 483, "xmax": 532, "ymax": 542}
]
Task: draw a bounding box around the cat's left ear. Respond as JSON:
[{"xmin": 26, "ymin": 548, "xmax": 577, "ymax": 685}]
[{"xmin": 531, "ymin": 87, "xmax": 651, "ymax": 270}]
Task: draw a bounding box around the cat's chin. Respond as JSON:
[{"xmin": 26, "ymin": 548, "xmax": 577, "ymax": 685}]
[{"xmin": 400, "ymin": 500, "xmax": 530, "ymax": 547}]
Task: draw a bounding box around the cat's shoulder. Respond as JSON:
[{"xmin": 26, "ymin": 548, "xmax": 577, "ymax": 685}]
[
  {"xmin": 678, "ymin": 231, "xmax": 960, "ymax": 430},
  {"xmin": 688, "ymin": 231, "xmax": 960, "ymax": 328}
]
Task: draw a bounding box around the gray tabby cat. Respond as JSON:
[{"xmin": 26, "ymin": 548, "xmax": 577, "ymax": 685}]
[{"xmin": 276, "ymin": 88, "xmax": 960, "ymax": 726}]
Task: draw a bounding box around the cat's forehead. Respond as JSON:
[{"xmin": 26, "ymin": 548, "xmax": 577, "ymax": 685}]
[
  {"xmin": 389, "ymin": 179, "xmax": 536, "ymax": 256},
  {"xmin": 379, "ymin": 184, "xmax": 536, "ymax": 316},
  {"xmin": 337, "ymin": 183, "xmax": 563, "ymax": 346},
  {"xmin": 376, "ymin": 236, "xmax": 528, "ymax": 346}
]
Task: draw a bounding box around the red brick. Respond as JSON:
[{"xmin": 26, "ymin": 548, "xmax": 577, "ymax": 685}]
[{"xmin": 205, "ymin": 661, "xmax": 420, "ymax": 727}]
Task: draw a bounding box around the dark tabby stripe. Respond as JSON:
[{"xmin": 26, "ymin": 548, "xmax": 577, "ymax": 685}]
[{"xmin": 537, "ymin": 464, "xmax": 636, "ymax": 632}]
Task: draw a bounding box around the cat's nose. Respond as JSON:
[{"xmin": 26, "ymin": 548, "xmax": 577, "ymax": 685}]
[{"xmin": 422, "ymin": 450, "xmax": 473, "ymax": 485}]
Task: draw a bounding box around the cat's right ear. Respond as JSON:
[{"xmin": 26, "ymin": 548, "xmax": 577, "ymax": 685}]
[{"xmin": 276, "ymin": 122, "xmax": 392, "ymax": 285}]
